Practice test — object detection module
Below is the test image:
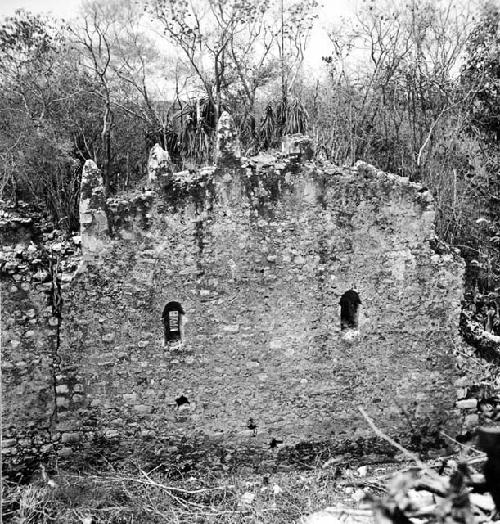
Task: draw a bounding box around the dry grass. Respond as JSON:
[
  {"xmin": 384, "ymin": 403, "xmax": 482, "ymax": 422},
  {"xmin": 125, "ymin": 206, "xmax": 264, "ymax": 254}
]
[{"xmin": 1, "ymin": 460, "xmax": 389, "ymax": 523}]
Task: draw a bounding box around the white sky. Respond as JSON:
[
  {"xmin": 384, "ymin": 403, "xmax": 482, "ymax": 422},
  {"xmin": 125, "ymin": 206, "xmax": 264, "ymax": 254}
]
[
  {"xmin": 0, "ymin": 0, "xmax": 357, "ymax": 47},
  {"xmin": 0, "ymin": 0, "xmax": 355, "ymax": 19},
  {"xmin": 0, "ymin": 0, "xmax": 357, "ymax": 85},
  {"xmin": 0, "ymin": 0, "xmax": 81, "ymax": 18}
]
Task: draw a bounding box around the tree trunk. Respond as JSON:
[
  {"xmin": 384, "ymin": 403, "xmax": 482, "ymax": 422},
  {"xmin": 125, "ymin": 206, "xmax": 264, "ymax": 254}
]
[
  {"xmin": 101, "ymin": 102, "xmax": 112, "ymax": 194},
  {"xmin": 214, "ymin": 58, "xmax": 221, "ymax": 126},
  {"xmin": 280, "ymin": 0, "xmax": 287, "ymax": 135}
]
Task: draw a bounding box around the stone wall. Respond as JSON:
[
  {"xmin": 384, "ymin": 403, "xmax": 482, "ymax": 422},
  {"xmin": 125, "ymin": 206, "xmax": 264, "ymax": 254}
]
[
  {"xmin": 1, "ymin": 125, "xmax": 467, "ymax": 472},
  {"xmin": 0, "ymin": 204, "xmax": 81, "ymax": 470},
  {"xmin": 58, "ymin": 142, "xmax": 464, "ymax": 454},
  {"xmin": 1, "ymin": 278, "xmax": 56, "ymax": 463}
]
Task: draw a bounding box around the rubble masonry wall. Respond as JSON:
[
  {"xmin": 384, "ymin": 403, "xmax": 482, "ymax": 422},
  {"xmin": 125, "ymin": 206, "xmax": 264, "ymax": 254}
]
[
  {"xmin": 56, "ymin": 156, "xmax": 464, "ymax": 453},
  {"xmin": 1, "ymin": 132, "xmax": 466, "ymax": 470}
]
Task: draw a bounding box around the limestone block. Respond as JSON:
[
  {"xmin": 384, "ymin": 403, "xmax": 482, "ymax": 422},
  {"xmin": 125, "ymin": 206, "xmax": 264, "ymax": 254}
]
[
  {"xmin": 270, "ymin": 339, "xmax": 284, "ymax": 350},
  {"xmin": 464, "ymin": 414, "xmax": 479, "ymax": 429},
  {"xmin": 61, "ymin": 432, "xmax": 81, "ymax": 444},
  {"xmin": 147, "ymin": 144, "xmax": 171, "ymax": 184},
  {"xmin": 223, "ymin": 324, "xmax": 240, "ymax": 333},
  {"xmin": 134, "ymin": 404, "xmax": 152, "ymax": 414},
  {"xmin": 281, "ymin": 134, "xmax": 313, "ymax": 160},
  {"xmin": 56, "ymin": 397, "xmax": 70, "ymax": 408},
  {"xmin": 216, "ymin": 111, "xmax": 241, "ymax": 167},
  {"xmin": 456, "ymin": 399, "xmax": 477, "ymax": 410},
  {"xmin": 123, "ymin": 393, "xmax": 137, "ymax": 402}
]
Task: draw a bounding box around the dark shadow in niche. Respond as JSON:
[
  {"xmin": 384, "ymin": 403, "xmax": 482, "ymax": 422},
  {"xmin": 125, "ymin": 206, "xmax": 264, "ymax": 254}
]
[
  {"xmin": 175, "ymin": 395, "xmax": 189, "ymax": 408},
  {"xmin": 247, "ymin": 418, "xmax": 257, "ymax": 436},
  {"xmin": 163, "ymin": 301, "xmax": 185, "ymax": 345},
  {"xmin": 339, "ymin": 289, "xmax": 361, "ymax": 330},
  {"xmin": 269, "ymin": 438, "xmax": 283, "ymax": 449}
]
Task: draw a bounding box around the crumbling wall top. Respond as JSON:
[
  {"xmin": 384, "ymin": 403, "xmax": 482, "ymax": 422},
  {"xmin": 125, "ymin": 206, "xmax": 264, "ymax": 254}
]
[
  {"xmin": 147, "ymin": 143, "xmax": 172, "ymax": 185},
  {"xmin": 216, "ymin": 111, "xmax": 241, "ymax": 167},
  {"xmin": 79, "ymin": 160, "xmax": 109, "ymax": 260}
]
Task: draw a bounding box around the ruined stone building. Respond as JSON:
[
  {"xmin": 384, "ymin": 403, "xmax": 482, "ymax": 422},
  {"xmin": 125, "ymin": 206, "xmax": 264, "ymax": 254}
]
[{"xmin": 1, "ymin": 114, "xmax": 466, "ymax": 471}]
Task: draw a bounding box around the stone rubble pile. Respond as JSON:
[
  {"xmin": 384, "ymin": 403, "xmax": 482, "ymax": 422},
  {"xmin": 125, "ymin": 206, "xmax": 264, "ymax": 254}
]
[
  {"xmin": 0, "ymin": 201, "xmax": 82, "ymax": 291},
  {"xmin": 461, "ymin": 311, "xmax": 500, "ymax": 364},
  {"xmin": 454, "ymin": 375, "xmax": 500, "ymax": 439},
  {"xmin": 302, "ymin": 454, "xmax": 498, "ymax": 524}
]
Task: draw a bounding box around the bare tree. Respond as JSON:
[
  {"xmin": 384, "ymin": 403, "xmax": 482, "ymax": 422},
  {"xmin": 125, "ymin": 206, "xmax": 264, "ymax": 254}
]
[
  {"xmin": 323, "ymin": 0, "xmax": 475, "ymax": 169},
  {"xmin": 72, "ymin": 1, "xmax": 115, "ymax": 192},
  {"xmin": 147, "ymin": 0, "xmax": 320, "ymax": 149},
  {"xmin": 147, "ymin": 0, "xmax": 244, "ymax": 127}
]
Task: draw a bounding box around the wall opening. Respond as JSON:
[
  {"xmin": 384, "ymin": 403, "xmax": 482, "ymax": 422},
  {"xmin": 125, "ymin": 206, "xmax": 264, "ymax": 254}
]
[
  {"xmin": 269, "ymin": 438, "xmax": 283, "ymax": 449},
  {"xmin": 163, "ymin": 301, "xmax": 185, "ymax": 345},
  {"xmin": 247, "ymin": 417, "xmax": 257, "ymax": 436},
  {"xmin": 339, "ymin": 289, "xmax": 361, "ymax": 331},
  {"xmin": 175, "ymin": 395, "xmax": 189, "ymax": 407}
]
